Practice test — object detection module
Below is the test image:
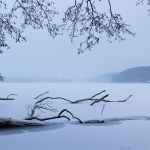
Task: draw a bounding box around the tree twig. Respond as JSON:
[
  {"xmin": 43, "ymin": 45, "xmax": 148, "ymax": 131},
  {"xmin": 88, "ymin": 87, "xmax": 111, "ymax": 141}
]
[
  {"xmin": 90, "ymin": 94, "xmax": 109, "ymax": 105},
  {"xmin": 26, "ymin": 109, "xmax": 83, "ymax": 123},
  {"xmin": 0, "ymin": 94, "xmax": 17, "ymax": 100},
  {"xmin": 58, "ymin": 109, "xmax": 83, "ymax": 123},
  {"xmin": 33, "ymin": 90, "xmax": 106, "ymax": 104},
  {"xmin": 101, "ymin": 102, "xmax": 106, "ymax": 114},
  {"xmin": 34, "ymin": 92, "xmax": 49, "ymax": 99}
]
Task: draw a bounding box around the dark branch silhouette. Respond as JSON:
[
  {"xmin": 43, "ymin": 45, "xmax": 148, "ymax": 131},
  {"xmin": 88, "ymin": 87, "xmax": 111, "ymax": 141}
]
[
  {"xmin": 0, "ymin": 94, "xmax": 17, "ymax": 100},
  {"xmin": 90, "ymin": 94, "xmax": 109, "ymax": 105},
  {"xmin": 26, "ymin": 93, "xmax": 83, "ymax": 123},
  {"xmin": 61, "ymin": 0, "xmax": 135, "ymax": 54},
  {"xmin": 0, "ymin": 117, "xmax": 44, "ymax": 128},
  {"xmin": 25, "ymin": 91, "xmax": 132, "ymax": 121},
  {"xmin": 26, "ymin": 109, "xmax": 83, "ymax": 123},
  {"xmin": 33, "ymin": 91, "xmax": 132, "ymax": 106},
  {"xmin": 0, "ymin": 0, "xmax": 149, "ymax": 54},
  {"xmin": 0, "ymin": 92, "xmax": 132, "ymax": 127},
  {"xmin": 136, "ymin": 0, "xmax": 150, "ymax": 15},
  {"xmin": 32, "ymin": 90, "xmax": 106, "ymax": 104},
  {"xmin": 101, "ymin": 102, "xmax": 106, "ymax": 114},
  {"xmin": 0, "ymin": 0, "xmax": 59, "ymax": 53},
  {"xmin": 0, "ymin": 74, "xmax": 4, "ymax": 81},
  {"xmin": 1, "ymin": 0, "xmax": 145, "ymax": 54}
]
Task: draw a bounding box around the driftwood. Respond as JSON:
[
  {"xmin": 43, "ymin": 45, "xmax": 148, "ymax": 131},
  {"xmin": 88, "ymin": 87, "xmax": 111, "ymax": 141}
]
[
  {"xmin": 25, "ymin": 109, "xmax": 83, "ymax": 123},
  {"xmin": 33, "ymin": 90, "xmax": 106, "ymax": 104},
  {"xmin": 25, "ymin": 93, "xmax": 83, "ymax": 123},
  {"xmin": 84, "ymin": 120, "xmax": 105, "ymax": 123},
  {"xmin": 91, "ymin": 95, "xmax": 133, "ymax": 105},
  {"xmin": 33, "ymin": 91, "xmax": 132, "ymax": 106},
  {"xmin": 0, "ymin": 111, "xmax": 104, "ymax": 127},
  {"xmin": 0, "ymin": 91, "xmax": 132, "ymax": 128},
  {"xmin": 0, "ymin": 94, "xmax": 17, "ymax": 100},
  {"xmin": 90, "ymin": 94, "xmax": 109, "ymax": 105},
  {"xmin": 26, "ymin": 95, "xmax": 57, "ymax": 120},
  {"xmin": 25, "ymin": 92, "xmax": 132, "ymax": 122},
  {"xmin": 0, "ymin": 117, "xmax": 44, "ymax": 128}
]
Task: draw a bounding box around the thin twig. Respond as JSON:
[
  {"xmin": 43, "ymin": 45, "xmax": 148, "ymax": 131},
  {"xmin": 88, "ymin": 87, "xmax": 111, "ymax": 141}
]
[
  {"xmin": 101, "ymin": 102, "xmax": 106, "ymax": 114},
  {"xmin": 7, "ymin": 94, "xmax": 17, "ymax": 98},
  {"xmin": 90, "ymin": 94, "xmax": 109, "ymax": 105},
  {"xmin": 34, "ymin": 92, "xmax": 49, "ymax": 99}
]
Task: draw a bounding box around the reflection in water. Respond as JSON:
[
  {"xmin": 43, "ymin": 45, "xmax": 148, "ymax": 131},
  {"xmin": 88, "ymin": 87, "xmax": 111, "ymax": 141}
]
[
  {"xmin": 72, "ymin": 116, "xmax": 150, "ymax": 127},
  {"xmin": 0, "ymin": 123, "xmax": 65, "ymax": 136},
  {"xmin": 0, "ymin": 116, "xmax": 150, "ymax": 135}
]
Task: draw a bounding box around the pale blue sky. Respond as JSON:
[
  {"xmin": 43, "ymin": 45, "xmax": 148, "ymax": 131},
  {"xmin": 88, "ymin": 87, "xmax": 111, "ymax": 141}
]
[{"xmin": 0, "ymin": 0, "xmax": 150, "ymax": 79}]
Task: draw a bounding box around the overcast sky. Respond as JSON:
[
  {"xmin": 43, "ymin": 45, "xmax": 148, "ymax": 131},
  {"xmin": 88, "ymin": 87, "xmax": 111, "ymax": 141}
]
[{"xmin": 0, "ymin": 0, "xmax": 150, "ymax": 79}]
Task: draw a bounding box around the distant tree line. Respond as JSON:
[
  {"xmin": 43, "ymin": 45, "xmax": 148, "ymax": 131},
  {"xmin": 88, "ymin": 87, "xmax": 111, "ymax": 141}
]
[
  {"xmin": 2, "ymin": 76, "xmax": 71, "ymax": 83},
  {"xmin": 111, "ymin": 66, "xmax": 150, "ymax": 83},
  {"xmin": 3, "ymin": 66, "xmax": 150, "ymax": 83}
]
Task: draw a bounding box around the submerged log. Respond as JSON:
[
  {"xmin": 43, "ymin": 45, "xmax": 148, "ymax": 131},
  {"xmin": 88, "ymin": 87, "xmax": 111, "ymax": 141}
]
[
  {"xmin": 84, "ymin": 120, "xmax": 105, "ymax": 123},
  {"xmin": 0, "ymin": 117, "xmax": 44, "ymax": 128}
]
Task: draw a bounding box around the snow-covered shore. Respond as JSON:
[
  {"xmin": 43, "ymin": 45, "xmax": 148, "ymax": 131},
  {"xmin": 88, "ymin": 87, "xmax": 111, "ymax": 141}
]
[{"xmin": 0, "ymin": 83, "xmax": 150, "ymax": 150}]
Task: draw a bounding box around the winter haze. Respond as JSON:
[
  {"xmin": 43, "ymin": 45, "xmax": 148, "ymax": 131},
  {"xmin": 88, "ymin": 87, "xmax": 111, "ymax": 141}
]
[{"xmin": 0, "ymin": 0, "xmax": 150, "ymax": 79}]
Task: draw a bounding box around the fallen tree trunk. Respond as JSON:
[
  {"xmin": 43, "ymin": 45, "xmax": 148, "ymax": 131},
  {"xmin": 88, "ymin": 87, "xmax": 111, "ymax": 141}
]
[
  {"xmin": 33, "ymin": 91, "xmax": 106, "ymax": 104},
  {"xmin": 0, "ymin": 94, "xmax": 17, "ymax": 101},
  {"xmin": 25, "ymin": 109, "xmax": 83, "ymax": 123},
  {"xmin": 0, "ymin": 117, "xmax": 44, "ymax": 128},
  {"xmin": 0, "ymin": 92, "xmax": 133, "ymax": 128},
  {"xmin": 0, "ymin": 117, "xmax": 105, "ymax": 128},
  {"xmin": 0, "ymin": 109, "xmax": 83, "ymax": 128},
  {"xmin": 33, "ymin": 91, "xmax": 132, "ymax": 106},
  {"xmin": 84, "ymin": 120, "xmax": 105, "ymax": 123},
  {"xmin": 25, "ymin": 92, "xmax": 132, "ymax": 122}
]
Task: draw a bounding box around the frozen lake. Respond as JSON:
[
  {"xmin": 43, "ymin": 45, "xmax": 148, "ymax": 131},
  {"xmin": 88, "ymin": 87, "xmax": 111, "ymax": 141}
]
[{"xmin": 0, "ymin": 83, "xmax": 150, "ymax": 150}]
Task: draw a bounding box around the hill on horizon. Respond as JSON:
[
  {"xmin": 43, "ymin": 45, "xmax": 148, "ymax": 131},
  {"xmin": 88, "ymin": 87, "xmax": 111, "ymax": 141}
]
[
  {"xmin": 111, "ymin": 66, "xmax": 150, "ymax": 83},
  {"xmin": 79, "ymin": 72, "xmax": 118, "ymax": 83},
  {"xmin": 2, "ymin": 66, "xmax": 150, "ymax": 83}
]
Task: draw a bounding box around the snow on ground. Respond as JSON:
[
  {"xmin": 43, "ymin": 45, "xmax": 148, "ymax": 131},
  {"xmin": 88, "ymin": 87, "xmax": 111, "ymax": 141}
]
[{"xmin": 0, "ymin": 83, "xmax": 150, "ymax": 150}]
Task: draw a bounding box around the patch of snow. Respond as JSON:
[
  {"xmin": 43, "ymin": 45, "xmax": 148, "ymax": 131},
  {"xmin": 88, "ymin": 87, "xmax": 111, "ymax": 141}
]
[{"xmin": 0, "ymin": 83, "xmax": 150, "ymax": 150}]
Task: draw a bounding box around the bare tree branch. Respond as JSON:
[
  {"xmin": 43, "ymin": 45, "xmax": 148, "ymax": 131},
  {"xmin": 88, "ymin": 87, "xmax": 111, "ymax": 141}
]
[
  {"xmin": 0, "ymin": 0, "xmax": 149, "ymax": 54},
  {"xmin": 58, "ymin": 109, "xmax": 83, "ymax": 123},
  {"xmin": 101, "ymin": 95, "xmax": 133, "ymax": 103},
  {"xmin": 0, "ymin": 0, "xmax": 59, "ymax": 53},
  {"xmin": 7, "ymin": 94, "xmax": 17, "ymax": 98},
  {"xmin": 61, "ymin": 0, "xmax": 135, "ymax": 54},
  {"xmin": 101, "ymin": 102, "xmax": 106, "ymax": 114},
  {"xmin": 0, "ymin": 94, "xmax": 17, "ymax": 100},
  {"xmin": 26, "ymin": 92, "xmax": 83, "ymax": 123},
  {"xmin": 33, "ymin": 90, "xmax": 106, "ymax": 104},
  {"xmin": 25, "ymin": 109, "xmax": 83, "ymax": 123},
  {"xmin": 25, "ymin": 114, "xmax": 70, "ymax": 121},
  {"xmin": 90, "ymin": 94, "xmax": 109, "ymax": 105},
  {"xmin": 32, "ymin": 91, "xmax": 132, "ymax": 106},
  {"xmin": 91, "ymin": 90, "xmax": 106, "ymax": 98},
  {"xmin": 0, "ymin": 92, "xmax": 133, "ymax": 127},
  {"xmin": 136, "ymin": 0, "xmax": 150, "ymax": 15},
  {"xmin": 34, "ymin": 92, "xmax": 49, "ymax": 99},
  {"xmin": 117, "ymin": 95, "xmax": 133, "ymax": 102}
]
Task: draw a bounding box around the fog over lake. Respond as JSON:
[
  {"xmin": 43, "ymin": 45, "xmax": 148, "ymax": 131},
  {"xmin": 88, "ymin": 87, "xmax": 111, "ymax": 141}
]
[
  {"xmin": 0, "ymin": 83, "xmax": 150, "ymax": 149},
  {"xmin": 0, "ymin": 1, "xmax": 150, "ymax": 149},
  {"xmin": 0, "ymin": 0, "xmax": 150, "ymax": 79}
]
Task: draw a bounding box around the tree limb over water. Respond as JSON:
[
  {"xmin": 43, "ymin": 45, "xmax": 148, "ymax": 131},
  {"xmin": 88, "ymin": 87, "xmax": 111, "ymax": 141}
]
[{"xmin": 0, "ymin": 91, "xmax": 132, "ymax": 127}]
